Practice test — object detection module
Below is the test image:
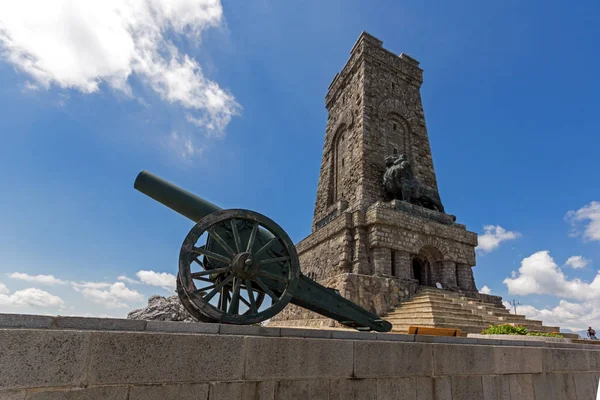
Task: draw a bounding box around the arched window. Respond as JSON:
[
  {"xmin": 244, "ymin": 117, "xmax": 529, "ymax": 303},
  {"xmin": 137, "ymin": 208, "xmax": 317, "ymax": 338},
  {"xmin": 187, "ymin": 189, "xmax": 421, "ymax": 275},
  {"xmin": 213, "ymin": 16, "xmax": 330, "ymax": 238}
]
[{"xmin": 328, "ymin": 126, "xmax": 349, "ymax": 205}]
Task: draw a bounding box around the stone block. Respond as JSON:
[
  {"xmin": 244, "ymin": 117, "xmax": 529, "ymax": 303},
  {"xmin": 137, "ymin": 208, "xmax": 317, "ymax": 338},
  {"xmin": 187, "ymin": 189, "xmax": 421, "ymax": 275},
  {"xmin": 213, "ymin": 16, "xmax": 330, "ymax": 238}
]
[
  {"xmin": 524, "ymin": 340, "xmax": 545, "ymax": 347},
  {"xmin": 532, "ymin": 373, "xmax": 557, "ymax": 400},
  {"xmin": 432, "ymin": 377, "xmax": 451, "ymax": 400},
  {"xmin": 494, "ymin": 346, "xmax": 543, "ymax": 374},
  {"xmin": 0, "ymin": 314, "xmax": 55, "ymax": 329},
  {"xmin": 354, "ymin": 341, "xmax": 432, "ymax": 378},
  {"xmin": 482, "ymin": 375, "xmax": 510, "ymax": 400},
  {"xmin": 414, "ymin": 335, "xmax": 451, "ymax": 344},
  {"xmin": 279, "ymin": 327, "xmax": 332, "ymax": 339},
  {"xmin": 376, "ymin": 333, "xmax": 414, "ymax": 342},
  {"xmin": 0, "ymin": 390, "xmax": 25, "ymax": 400},
  {"xmin": 447, "ymin": 337, "xmax": 478, "ymax": 345},
  {"xmin": 25, "ymin": 387, "xmax": 128, "ymax": 399},
  {"xmin": 573, "ymin": 372, "xmax": 600, "ymax": 400},
  {"xmin": 554, "ymin": 373, "xmax": 577, "ymax": 399},
  {"xmin": 274, "ymin": 379, "xmax": 329, "ymax": 400},
  {"xmin": 219, "ymin": 324, "xmax": 280, "ymax": 337},
  {"xmin": 331, "ymin": 330, "xmax": 375, "ymax": 340},
  {"xmin": 415, "ymin": 377, "xmax": 433, "ymax": 400},
  {"xmin": 129, "ymin": 384, "xmax": 209, "ymax": 400},
  {"xmin": 55, "ymin": 317, "xmax": 146, "ymax": 332},
  {"xmin": 546, "ymin": 348, "xmax": 590, "ymax": 372},
  {"xmin": 476, "ymin": 338, "xmax": 503, "ymax": 346},
  {"xmin": 589, "ymin": 350, "xmax": 600, "ymax": 371},
  {"xmin": 86, "ymin": 331, "xmax": 245, "ymax": 385},
  {"xmin": 507, "ymin": 374, "xmax": 535, "ymax": 400},
  {"xmin": 501, "ymin": 340, "xmax": 526, "ymax": 346},
  {"xmin": 209, "ymin": 382, "xmax": 274, "ymax": 400},
  {"xmin": 329, "ymin": 379, "xmax": 376, "ymax": 400},
  {"xmin": 377, "ymin": 377, "xmax": 417, "ymax": 400},
  {"xmin": 244, "ymin": 337, "xmax": 353, "ymax": 380},
  {"xmin": 145, "ymin": 321, "xmax": 219, "ymax": 334},
  {"xmin": 433, "ymin": 343, "xmax": 495, "ymax": 376},
  {"xmin": 451, "ymin": 376, "xmax": 483, "ymax": 400},
  {"xmin": 0, "ymin": 329, "xmax": 89, "ymax": 390}
]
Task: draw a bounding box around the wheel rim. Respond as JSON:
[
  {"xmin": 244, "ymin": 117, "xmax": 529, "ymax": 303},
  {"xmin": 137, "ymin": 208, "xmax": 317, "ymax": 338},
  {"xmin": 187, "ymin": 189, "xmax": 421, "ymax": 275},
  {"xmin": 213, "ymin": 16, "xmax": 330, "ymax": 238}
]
[{"xmin": 178, "ymin": 209, "xmax": 299, "ymax": 324}]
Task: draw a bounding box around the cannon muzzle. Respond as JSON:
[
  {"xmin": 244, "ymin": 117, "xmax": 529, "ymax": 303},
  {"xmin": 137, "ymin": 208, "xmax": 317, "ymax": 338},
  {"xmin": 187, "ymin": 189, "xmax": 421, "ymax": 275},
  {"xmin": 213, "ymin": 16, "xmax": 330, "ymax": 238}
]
[{"xmin": 134, "ymin": 170, "xmax": 222, "ymax": 223}]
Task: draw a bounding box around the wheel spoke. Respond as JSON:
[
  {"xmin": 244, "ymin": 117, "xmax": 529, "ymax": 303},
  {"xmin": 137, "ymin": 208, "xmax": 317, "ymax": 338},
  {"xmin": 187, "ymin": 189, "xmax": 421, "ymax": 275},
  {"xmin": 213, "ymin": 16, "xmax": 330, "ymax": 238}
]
[
  {"xmin": 255, "ymin": 236, "xmax": 278, "ymax": 259},
  {"xmin": 208, "ymin": 228, "xmax": 236, "ymax": 257},
  {"xmin": 193, "ymin": 256, "xmax": 204, "ymax": 267},
  {"xmin": 228, "ymin": 279, "xmax": 241, "ymax": 314},
  {"xmin": 259, "ymin": 256, "xmax": 291, "ymax": 265},
  {"xmin": 203, "ymin": 274, "xmax": 234, "ymax": 302},
  {"xmin": 191, "ymin": 284, "xmax": 216, "ymax": 295},
  {"xmin": 191, "ymin": 267, "xmax": 231, "ymax": 277},
  {"xmin": 245, "ymin": 279, "xmax": 258, "ymax": 313},
  {"xmin": 192, "ymin": 247, "xmax": 231, "ymax": 264},
  {"xmin": 257, "ymin": 269, "xmax": 290, "ymax": 283},
  {"xmin": 244, "ymin": 222, "xmax": 258, "ymax": 253},
  {"xmin": 230, "ymin": 220, "xmax": 243, "ymax": 253},
  {"xmin": 191, "ymin": 276, "xmax": 213, "ymax": 283},
  {"xmin": 239, "ymin": 295, "xmax": 251, "ymax": 308},
  {"xmin": 254, "ymin": 277, "xmax": 279, "ymax": 302}
]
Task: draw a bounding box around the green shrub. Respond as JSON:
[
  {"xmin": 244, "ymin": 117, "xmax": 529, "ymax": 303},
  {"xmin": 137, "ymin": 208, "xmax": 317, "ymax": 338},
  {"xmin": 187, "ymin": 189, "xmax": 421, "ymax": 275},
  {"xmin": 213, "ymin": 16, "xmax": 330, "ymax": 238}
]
[
  {"xmin": 481, "ymin": 324, "xmax": 563, "ymax": 338},
  {"xmin": 482, "ymin": 324, "xmax": 528, "ymax": 335}
]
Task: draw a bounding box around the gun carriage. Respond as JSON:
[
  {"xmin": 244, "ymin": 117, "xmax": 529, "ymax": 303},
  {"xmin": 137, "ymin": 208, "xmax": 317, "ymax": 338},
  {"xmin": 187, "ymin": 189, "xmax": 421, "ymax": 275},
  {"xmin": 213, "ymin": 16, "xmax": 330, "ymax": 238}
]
[{"xmin": 134, "ymin": 171, "xmax": 392, "ymax": 332}]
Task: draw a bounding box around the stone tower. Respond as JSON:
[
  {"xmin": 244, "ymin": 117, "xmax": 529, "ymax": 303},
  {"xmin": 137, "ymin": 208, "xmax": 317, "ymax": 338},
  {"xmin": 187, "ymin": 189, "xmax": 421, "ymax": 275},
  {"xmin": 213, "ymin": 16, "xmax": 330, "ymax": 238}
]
[{"xmin": 270, "ymin": 32, "xmax": 479, "ymax": 328}]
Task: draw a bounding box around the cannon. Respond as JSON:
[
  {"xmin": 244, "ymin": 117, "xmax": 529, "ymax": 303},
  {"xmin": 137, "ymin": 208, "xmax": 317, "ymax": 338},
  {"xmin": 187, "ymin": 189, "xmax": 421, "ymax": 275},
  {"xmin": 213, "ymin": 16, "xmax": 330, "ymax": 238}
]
[{"xmin": 134, "ymin": 171, "xmax": 392, "ymax": 332}]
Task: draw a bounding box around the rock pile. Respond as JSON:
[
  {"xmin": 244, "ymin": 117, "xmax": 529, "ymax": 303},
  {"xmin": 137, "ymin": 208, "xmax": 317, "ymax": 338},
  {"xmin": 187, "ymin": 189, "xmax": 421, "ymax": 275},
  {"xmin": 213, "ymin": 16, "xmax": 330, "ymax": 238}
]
[{"xmin": 127, "ymin": 294, "xmax": 196, "ymax": 322}]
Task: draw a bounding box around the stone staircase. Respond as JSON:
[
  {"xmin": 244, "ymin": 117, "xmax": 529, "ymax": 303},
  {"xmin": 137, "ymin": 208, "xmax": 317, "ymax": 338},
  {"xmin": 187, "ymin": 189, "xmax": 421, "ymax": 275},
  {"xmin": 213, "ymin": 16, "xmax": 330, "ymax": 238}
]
[{"xmin": 383, "ymin": 287, "xmax": 568, "ymax": 336}]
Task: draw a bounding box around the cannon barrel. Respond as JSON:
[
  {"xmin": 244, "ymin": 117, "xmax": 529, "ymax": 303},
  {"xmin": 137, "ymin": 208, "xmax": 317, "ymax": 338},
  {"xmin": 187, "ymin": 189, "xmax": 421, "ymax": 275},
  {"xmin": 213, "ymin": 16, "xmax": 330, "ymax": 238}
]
[
  {"xmin": 134, "ymin": 170, "xmax": 392, "ymax": 332},
  {"xmin": 134, "ymin": 171, "xmax": 223, "ymax": 223}
]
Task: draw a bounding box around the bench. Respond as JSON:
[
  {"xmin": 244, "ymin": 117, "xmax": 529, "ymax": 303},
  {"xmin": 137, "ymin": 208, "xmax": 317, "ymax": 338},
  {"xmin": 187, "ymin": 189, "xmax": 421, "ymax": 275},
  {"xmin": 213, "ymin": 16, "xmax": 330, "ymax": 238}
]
[{"xmin": 408, "ymin": 326, "xmax": 462, "ymax": 337}]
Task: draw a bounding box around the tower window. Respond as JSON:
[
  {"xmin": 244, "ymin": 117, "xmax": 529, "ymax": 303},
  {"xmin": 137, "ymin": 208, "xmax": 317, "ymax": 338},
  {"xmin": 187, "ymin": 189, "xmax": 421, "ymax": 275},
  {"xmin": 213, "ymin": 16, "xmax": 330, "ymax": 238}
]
[
  {"xmin": 393, "ymin": 123, "xmax": 397, "ymax": 131},
  {"xmin": 342, "ymin": 158, "xmax": 345, "ymax": 167},
  {"xmin": 392, "ymin": 82, "xmax": 395, "ymax": 90}
]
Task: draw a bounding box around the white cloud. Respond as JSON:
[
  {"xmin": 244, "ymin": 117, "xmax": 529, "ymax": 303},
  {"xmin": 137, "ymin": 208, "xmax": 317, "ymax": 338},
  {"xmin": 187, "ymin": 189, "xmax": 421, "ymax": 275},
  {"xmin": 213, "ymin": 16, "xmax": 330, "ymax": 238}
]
[
  {"xmin": 566, "ymin": 201, "xmax": 600, "ymax": 242},
  {"xmin": 0, "ymin": 284, "xmax": 64, "ymax": 308},
  {"xmin": 503, "ymin": 250, "xmax": 600, "ymax": 302},
  {"xmin": 168, "ymin": 131, "xmax": 201, "ymax": 160},
  {"xmin": 8, "ymin": 272, "xmax": 67, "ymax": 285},
  {"xmin": 73, "ymin": 281, "xmax": 144, "ymax": 308},
  {"xmin": 136, "ymin": 270, "xmax": 176, "ymax": 292},
  {"xmin": 565, "ymin": 255, "xmax": 589, "ymax": 269},
  {"xmin": 117, "ymin": 275, "xmax": 141, "ymax": 284},
  {"xmin": 479, "ymin": 285, "xmax": 491, "ymax": 295},
  {"xmin": 0, "ymin": 0, "xmax": 240, "ymax": 140},
  {"xmin": 504, "ymin": 300, "xmax": 600, "ymax": 333},
  {"xmin": 477, "ymin": 225, "xmax": 521, "ymax": 253},
  {"xmin": 0, "ymin": 282, "xmax": 9, "ymax": 295}
]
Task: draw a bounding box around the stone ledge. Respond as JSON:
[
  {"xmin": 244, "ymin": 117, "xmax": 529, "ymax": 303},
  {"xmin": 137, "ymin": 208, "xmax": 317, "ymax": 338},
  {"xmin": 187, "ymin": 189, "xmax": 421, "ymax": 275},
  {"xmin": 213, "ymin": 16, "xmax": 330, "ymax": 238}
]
[{"xmin": 0, "ymin": 313, "xmax": 595, "ymax": 349}]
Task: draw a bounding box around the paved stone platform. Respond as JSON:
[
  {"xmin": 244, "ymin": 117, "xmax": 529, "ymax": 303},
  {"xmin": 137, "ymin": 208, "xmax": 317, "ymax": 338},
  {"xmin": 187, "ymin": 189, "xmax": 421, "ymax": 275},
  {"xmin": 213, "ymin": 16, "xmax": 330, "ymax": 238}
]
[{"xmin": 1, "ymin": 314, "xmax": 599, "ymax": 399}]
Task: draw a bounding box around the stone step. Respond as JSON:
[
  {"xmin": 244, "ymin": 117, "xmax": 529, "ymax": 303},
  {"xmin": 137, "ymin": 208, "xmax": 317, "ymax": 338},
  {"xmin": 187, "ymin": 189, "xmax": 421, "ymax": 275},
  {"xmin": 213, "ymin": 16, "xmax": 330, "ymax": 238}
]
[
  {"xmin": 400, "ymin": 299, "xmax": 467, "ymax": 309},
  {"xmin": 386, "ymin": 315, "xmax": 487, "ymax": 326},
  {"xmin": 388, "ymin": 307, "xmax": 480, "ymax": 318},
  {"xmin": 393, "ymin": 304, "xmax": 469, "ymax": 314}
]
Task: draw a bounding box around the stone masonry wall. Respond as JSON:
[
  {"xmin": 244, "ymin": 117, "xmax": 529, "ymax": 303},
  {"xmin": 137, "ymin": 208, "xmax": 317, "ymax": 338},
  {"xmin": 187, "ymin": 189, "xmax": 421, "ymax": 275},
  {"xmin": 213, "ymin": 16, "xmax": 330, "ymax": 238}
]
[{"xmin": 1, "ymin": 317, "xmax": 599, "ymax": 400}]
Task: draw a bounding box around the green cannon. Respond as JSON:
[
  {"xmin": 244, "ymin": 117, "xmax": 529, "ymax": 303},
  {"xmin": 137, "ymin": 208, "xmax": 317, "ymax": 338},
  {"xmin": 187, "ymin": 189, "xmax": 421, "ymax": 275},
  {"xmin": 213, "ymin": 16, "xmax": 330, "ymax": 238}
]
[{"xmin": 134, "ymin": 171, "xmax": 392, "ymax": 332}]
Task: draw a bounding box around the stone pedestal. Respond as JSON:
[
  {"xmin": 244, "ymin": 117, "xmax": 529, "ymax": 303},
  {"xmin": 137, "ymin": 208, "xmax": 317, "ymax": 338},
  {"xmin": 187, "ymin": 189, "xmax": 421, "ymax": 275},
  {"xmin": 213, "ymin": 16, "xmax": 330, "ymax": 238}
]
[{"xmin": 269, "ymin": 201, "xmax": 478, "ymax": 327}]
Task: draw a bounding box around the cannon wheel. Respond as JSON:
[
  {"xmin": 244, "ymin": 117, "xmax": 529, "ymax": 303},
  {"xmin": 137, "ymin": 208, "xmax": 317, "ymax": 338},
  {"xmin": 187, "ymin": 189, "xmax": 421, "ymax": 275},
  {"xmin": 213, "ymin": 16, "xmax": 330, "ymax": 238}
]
[
  {"xmin": 176, "ymin": 272, "xmax": 266, "ymax": 323},
  {"xmin": 178, "ymin": 209, "xmax": 300, "ymax": 325}
]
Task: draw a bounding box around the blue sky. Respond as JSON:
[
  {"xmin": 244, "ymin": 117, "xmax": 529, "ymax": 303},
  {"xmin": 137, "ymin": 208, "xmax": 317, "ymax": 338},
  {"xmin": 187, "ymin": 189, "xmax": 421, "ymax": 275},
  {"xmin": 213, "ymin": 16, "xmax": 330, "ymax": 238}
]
[{"xmin": 0, "ymin": 0, "xmax": 599, "ymax": 330}]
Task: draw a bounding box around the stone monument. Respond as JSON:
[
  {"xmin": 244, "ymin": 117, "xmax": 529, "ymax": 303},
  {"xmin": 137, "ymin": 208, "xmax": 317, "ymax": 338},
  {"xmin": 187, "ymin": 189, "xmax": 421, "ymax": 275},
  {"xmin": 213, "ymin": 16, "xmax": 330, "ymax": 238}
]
[{"xmin": 269, "ymin": 32, "xmax": 486, "ymax": 329}]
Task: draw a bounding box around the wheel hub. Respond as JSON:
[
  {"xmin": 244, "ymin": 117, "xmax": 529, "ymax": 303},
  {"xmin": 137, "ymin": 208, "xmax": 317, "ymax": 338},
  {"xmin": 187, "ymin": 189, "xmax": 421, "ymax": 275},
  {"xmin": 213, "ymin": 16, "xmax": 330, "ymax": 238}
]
[{"xmin": 231, "ymin": 252, "xmax": 258, "ymax": 279}]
